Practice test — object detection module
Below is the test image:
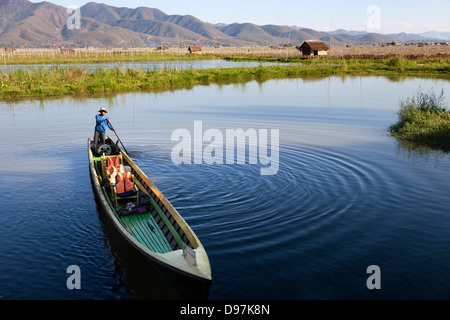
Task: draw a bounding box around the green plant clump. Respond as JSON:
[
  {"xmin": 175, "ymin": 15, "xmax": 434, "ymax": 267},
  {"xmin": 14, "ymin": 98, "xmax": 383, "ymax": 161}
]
[{"xmin": 389, "ymin": 89, "xmax": 450, "ymax": 151}]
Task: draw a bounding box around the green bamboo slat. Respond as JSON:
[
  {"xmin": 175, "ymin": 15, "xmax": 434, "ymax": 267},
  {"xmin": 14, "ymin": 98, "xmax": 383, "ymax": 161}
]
[
  {"xmin": 129, "ymin": 215, "xmax": 164, "ymax": 253},
  {"xmin": 148, "ymin": 195, "xmax": 184, "ymax": 250},
  {"xmin": 123, "ymin": 216, "xmax": 154, "ymax": 251},
  {"xmin": 138, "ymin": 214, "xmax": 172, "ymax": 252},
  {"xmin": 119, "ymin": 214, "xmax": 172, "ymax": 253},
  {"xmin": 129, "ymin": 215, "xmax": 158, "ymax": 251},
  {"xmin": 136, "ymin": 214, "xmax": 172, "ymax": 253},
  {"xmin": 120, "ymin": 216, "xmax": 147, "ymax": 246}
]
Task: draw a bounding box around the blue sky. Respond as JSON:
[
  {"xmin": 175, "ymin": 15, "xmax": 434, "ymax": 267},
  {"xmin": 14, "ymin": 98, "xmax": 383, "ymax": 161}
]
[{"xmin": 30, "ymin": 0, "xmax": 450, "ymax": 33}]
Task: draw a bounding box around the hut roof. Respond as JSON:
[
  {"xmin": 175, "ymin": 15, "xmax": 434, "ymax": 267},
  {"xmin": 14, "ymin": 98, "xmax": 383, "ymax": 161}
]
[
  {"xmin": 300, "ymin": 40, "xmax": 330, "ymax": 51},
  {"xmin": 189, "ymin": 46, "xmax": 202, "ymax": 52}
]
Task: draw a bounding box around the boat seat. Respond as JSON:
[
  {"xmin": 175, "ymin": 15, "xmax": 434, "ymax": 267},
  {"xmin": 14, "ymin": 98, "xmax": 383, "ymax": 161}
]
[
  {"xmin": 102, "ymin": 154, "xmax": 125, "ymax": 179},
  {"xmin": 111, "ymin": 172, "xmax": 140, "ymax": 208},
  {"xmin": 101, "ymin": 153, "xmax": 139, "ymax": 208},
  {"xmin": 114, "ymin": 190, "xmax": 139, "ymax": 208}
]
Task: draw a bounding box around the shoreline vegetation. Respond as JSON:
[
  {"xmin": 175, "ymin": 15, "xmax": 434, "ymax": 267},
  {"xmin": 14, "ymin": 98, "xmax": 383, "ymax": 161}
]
[
  {"xmin": 1, "ymin": 57, "xmax": 449, "ymax": 100},
  {"xmin": 389, "ymin": 89, "xmax": 450, "ymax": 151}
]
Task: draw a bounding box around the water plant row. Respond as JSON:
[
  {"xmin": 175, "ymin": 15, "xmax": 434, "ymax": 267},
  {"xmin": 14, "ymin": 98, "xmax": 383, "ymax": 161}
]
[{"xmin": 1, "ymin": 58, "xmax": 449, "ymax": 100}]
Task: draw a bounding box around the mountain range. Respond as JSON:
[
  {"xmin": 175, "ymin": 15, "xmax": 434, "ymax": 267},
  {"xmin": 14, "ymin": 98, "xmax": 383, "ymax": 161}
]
[{"xmin": 0, "ymin": 0, "xmax": 448, "ymax": 48}]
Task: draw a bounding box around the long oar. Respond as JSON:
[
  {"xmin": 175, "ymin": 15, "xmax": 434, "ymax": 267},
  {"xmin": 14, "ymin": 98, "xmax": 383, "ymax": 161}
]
[{"xmin": 107, "ymin": 120, "xmax": 129, "ymax": 154}]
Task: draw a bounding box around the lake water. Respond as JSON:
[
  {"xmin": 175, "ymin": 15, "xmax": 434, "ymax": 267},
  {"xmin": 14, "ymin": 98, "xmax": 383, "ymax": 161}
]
[
  {"xmin": 0, "ymin": 75, "xmax": 449, "ymax": 300},
  {"xmin": 0, "ymin": 59, "xmax": 290, "ymax": 72}
]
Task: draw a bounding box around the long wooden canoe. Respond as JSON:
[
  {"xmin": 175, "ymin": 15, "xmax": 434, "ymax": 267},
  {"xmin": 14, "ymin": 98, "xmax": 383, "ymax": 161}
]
[{"xmin": 88, "ymin": 137, "xmax": 212, "ymax": 284}]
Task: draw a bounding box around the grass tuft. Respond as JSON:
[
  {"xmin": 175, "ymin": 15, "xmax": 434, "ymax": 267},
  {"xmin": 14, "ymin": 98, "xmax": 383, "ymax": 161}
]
[{"xmin": 389, "ymin": 89, "xmax": 450, "ymax": 151}]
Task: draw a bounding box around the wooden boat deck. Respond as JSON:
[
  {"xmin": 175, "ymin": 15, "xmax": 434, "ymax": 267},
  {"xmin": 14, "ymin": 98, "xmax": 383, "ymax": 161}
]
[{"xmin": 120, "ymin": 214, "xmax": 173, "ymax": 254}]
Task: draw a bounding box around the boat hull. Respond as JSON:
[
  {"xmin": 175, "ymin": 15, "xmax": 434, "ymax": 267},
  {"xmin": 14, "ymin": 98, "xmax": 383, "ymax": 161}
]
[{"xmin": 88, "ymin": 138, "xmax": 212, "ymax": 286}]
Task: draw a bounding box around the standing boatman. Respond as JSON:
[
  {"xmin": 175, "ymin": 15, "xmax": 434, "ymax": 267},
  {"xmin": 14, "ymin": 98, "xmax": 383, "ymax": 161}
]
[{"xmin": 94, "ymin": 107, "xmax": 115, "ymax": 151}]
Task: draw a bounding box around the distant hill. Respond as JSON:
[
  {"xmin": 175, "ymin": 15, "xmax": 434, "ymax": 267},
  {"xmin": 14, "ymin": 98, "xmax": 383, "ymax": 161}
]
[
  {"xmin": 215, "ymin": 24, "xmax": 394, "ymax": 46},
  {"xmin": 331, "ymin": 29, "xmax": 449, "ymax": 43},
  {"xmin": 0, "ymin": 0, "xmax": 151, "ymax": 47},
  {"xmin": 0, "ymin": 0, "xmax": 445, "ymax": 48},
  {"xmin": 217, "ymin": 23, "xmax": 279, "ymax": 44},
  {"xmin": 418, "ymin": 31, "xmax": 450, "ymax": 41}
]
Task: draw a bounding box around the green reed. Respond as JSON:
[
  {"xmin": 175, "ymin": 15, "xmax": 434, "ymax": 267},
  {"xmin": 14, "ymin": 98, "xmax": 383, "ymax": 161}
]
[
  {"xmin": 1, "ymin": 58, "xmax": 449, "ymax": 100},
  {"xmin": 389, "ymin": 89, "xmax": 450, "ymax": 151}
]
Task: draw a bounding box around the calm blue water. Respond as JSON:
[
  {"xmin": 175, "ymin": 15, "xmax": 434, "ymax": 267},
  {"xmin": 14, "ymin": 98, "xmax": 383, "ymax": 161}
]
[{"xmin": 0, "ymin": 75, "xmax": 449, "ymax": 300}]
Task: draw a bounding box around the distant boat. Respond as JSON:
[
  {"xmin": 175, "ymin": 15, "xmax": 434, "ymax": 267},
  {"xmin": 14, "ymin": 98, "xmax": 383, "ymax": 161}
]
[{"xmin": 88, "ymin": 137, "xmax": 212, "ymax": 285}]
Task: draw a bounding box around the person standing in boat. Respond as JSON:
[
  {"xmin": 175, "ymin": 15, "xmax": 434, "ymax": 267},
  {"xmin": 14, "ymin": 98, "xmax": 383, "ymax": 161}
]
[{"xmin": 93, "ymin": 107, "xmax": 115, "ymax": 151}]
